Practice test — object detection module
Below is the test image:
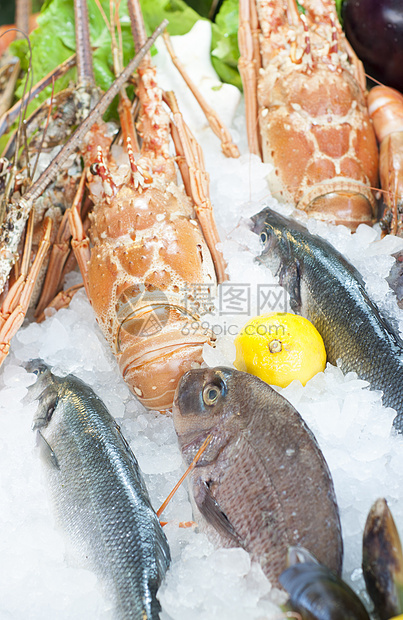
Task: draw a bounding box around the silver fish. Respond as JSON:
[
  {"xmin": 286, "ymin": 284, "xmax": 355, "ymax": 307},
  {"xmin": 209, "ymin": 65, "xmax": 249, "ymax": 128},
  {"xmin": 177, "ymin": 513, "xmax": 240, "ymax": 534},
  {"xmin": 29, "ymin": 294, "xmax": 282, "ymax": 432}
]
[
  {"xmin": 25, "ymin": 359, "xmax": 170, "ymax": 620},
  {"xmin": 252, "ymin": 207, "xmax": 403, "ymax": 432},
  {"xmin": 173, "ymin": 366, "xmax": 343, "ymax": 586}
]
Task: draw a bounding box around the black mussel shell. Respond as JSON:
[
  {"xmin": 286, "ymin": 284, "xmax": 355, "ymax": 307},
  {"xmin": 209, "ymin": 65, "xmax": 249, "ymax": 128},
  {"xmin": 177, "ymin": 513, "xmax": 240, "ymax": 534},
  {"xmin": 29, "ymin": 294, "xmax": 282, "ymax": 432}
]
[
  {"xmin": 280, "ymin": 547, "xmax": 370, "ymax": 620},
  {"xmin": 362, "ymin": 498, "xmax": 403, "ymax": 620}
]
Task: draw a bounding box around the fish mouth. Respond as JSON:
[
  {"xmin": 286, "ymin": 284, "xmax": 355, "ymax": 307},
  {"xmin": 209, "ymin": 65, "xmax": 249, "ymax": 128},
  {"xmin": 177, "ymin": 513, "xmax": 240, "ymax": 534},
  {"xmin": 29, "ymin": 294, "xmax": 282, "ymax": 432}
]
[
  {"xmin": 179, "ymin": 430, "xmax": 215, "ymax": 463},
  {"xmin": 22, "ymin": 359, "xmax": 54, "ymax": 406},
  {"xmin": 22, "ymin": 358, "xmax": 49, "ymax": 376},
  {"xmin": 172, "ymin": 368, "xmax": 195, "ymax": 414}
]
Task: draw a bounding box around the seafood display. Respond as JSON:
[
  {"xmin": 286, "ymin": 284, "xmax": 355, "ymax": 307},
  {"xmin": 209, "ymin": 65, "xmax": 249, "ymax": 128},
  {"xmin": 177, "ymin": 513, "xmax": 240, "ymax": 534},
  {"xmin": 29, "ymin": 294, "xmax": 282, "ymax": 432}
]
[
  {"xmin": 173, "ymin": 366, "xmax": 343, "ymax": 583},
  {"xmin": 238, "ymin": 0, "xmax": 379, "ymax": 228},
  {"xmin": 25, "ymin": 359, "xmax": 170, "ymax": 619},
  {"xmin": 253, "ymin": 207, "xmax": 403, "ymax": 432},
  {"xmin": 3, "ymin": 0, "xmax": 403, "ymax": 618}
]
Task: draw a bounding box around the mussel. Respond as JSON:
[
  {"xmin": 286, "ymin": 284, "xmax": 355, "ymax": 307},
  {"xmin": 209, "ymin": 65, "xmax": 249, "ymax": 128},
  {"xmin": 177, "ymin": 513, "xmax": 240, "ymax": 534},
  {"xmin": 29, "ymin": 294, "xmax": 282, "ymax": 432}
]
[
  {"xmin": 362, "ymin": 498, "xmax": 403, "ymax": 620},
  {"xmin": 279, "ymin": 547, "xmax": 370, "ymax": 620}
]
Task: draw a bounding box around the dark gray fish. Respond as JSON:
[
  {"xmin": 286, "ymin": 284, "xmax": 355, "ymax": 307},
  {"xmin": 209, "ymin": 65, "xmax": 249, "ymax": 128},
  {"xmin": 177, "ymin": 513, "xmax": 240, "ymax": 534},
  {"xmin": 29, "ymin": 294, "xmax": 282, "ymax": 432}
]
[
  {"xmin": 25, "ymin": 359, "xmax": 170, "ymax": 620},
  {"xmin": 252, "ymin": 207, "xmax": 403, "ymax": 432},
  {"xmin": 173, "ymin": 367, "xmax": 343, "ymax": 586}
]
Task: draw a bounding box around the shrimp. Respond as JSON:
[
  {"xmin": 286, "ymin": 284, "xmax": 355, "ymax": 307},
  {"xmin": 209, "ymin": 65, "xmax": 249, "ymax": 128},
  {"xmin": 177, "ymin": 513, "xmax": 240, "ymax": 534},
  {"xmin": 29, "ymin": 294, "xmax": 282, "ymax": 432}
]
[{"xmin": 368, "ymin": 85, "xmax": 403, "ymax": 236}]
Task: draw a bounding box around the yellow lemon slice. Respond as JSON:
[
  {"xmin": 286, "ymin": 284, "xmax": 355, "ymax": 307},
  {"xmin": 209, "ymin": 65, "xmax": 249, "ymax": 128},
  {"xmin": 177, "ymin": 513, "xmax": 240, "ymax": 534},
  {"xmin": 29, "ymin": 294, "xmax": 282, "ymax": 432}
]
[{"xmin": 234, "ymin": 313, "xmax": 326, "ymax": 388}]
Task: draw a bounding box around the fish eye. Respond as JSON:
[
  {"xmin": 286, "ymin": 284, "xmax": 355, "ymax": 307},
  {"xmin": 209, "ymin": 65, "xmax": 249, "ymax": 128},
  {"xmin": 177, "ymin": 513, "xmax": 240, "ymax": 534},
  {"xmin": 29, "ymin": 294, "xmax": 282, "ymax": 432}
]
[
  {"xmin": 260, "ymin": 231, "xmax": 268, "ymax": 244},
  {"xmin": 202, "ymin": 383, "xmax": 221, "ymax": 406},
  {"xmin": 90, "ymin": 163, "xmax": 100, "ymax": 175}
]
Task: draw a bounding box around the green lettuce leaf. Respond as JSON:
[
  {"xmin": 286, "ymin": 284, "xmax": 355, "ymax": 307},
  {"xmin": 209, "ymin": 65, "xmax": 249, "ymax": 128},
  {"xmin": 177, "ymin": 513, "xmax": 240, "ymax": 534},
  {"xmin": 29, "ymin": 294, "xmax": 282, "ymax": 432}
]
[
  {"xmin": 336, "ymin": 0, "xmax": 344, "ymax": 22},
  {"xmin": 10, "ymin": 0, "xmax": 242, "ymax": 111},
  {"xmin": 211, "ymin": 0, "xmax": 241, "ymax": 89}
]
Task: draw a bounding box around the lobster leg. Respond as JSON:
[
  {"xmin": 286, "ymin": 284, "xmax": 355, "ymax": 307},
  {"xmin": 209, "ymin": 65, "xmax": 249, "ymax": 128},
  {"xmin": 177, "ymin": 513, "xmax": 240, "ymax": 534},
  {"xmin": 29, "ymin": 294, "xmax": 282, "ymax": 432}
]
[
  {"xmin": 35, "ymin": 170, "xmax": 87, "ymax": 316},
  {"xmin": 165, "ymin": 91, "xmax": 227, "ymax": 283},
  {"xmin": 238, "ymin": 0, "xmax": 261, "ymax": 157},
  {"xmin": 36, "ymin": 283, "xmax": 84, "ymax": 323},
  {"xmin": 67, "ymin": 183, "xmax": 91, "ymax": 299},
  {"xmin": 163, "ymin": 31, "xmax": 240, "ymax": 159},
  {"xmin": 0, "ymin": 214, "xmax": 52, "ymax": 365}
]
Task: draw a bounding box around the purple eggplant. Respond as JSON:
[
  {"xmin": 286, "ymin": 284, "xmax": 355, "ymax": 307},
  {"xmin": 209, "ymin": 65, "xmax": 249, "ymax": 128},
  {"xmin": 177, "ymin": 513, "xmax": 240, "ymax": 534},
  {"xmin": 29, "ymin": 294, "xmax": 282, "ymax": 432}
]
[{"xmin": 342, "ymin": 0, "xmax": 403, "ymax": 91}]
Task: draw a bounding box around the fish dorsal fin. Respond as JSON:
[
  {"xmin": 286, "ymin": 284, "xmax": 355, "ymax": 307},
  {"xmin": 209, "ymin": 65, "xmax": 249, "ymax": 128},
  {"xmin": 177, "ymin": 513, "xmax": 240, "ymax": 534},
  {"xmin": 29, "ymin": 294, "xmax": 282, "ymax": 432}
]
[
  {"xmin": 114, "ymin": 422, "xmax": 171, "ymax": 578},
  {"xmin": 197, "ymin": 479, "xmax": 241, "ymax": 545},
  {"xmin": 36, "ymin": 430, "xmax": 60, "ymax": 469},
  {"xmin": 114, "ymin": 422, "xmax": 150, "ymax": 497},
  {"xmin": 376, "ymin": 307, "xmax": 403, "ymax": 350}
]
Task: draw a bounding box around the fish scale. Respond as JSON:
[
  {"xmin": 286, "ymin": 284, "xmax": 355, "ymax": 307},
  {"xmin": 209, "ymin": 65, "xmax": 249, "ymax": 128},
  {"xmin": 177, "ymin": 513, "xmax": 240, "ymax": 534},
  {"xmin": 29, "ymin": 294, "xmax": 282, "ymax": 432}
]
[
  {"xmin": 25, "ymin": 360, "xmax": 170, "ymax": 620},
  {"xmin": 252, "ymin": 207, "xmax": 403, "ymax": 432}
]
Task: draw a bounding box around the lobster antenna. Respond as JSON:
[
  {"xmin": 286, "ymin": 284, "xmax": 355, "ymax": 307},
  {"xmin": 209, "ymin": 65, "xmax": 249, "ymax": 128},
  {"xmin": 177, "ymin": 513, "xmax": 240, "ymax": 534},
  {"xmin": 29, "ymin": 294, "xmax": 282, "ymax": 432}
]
[
  {"xmin": 21, "ymin": 19, "xmax": 168, "ymax": 207},
  {"xmin": 156, "ymin": 434, "xmax": 213, "ymax": 519},
  {"xmin": 74, "ymin": 0, "xmax": 95, "ymax": 89},
  {"xmin": 0, "ymin": 29, "xmax": 33, "ymax": 218},
  {"xmin": 15, "ymin": 0, "xmax": 32, "ymax": 41}
]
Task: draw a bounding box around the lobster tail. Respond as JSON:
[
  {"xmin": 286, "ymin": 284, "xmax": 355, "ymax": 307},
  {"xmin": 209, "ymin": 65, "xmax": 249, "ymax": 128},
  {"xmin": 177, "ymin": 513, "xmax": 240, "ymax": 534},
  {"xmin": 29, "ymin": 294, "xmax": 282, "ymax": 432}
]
[{"xmin": 117, "ymin": 311, "xmax": 214, "ymax": 410}]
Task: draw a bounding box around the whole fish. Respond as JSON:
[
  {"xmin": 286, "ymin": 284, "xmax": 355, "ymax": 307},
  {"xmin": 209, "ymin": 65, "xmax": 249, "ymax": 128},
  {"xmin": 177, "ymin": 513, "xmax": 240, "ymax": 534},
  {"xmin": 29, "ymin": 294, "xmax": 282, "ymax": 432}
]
[
  {"xmin": 25, "ymin": 359, "xmax": 170, "ymax": 620},
  {"xmin": 252, "ymin": 207, "xmax": 403, "ymax": 432},
  {"xmin": 173, "ymin": 366, "xmax": 343, "ymax": 586}
]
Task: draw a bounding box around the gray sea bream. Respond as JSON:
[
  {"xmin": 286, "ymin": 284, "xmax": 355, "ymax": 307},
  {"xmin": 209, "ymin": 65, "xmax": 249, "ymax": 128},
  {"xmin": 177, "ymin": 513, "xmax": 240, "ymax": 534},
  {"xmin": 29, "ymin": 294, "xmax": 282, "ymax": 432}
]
[{"xmin": 173, "ymin": 366, "xmax": 343, "ymax": 585}]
